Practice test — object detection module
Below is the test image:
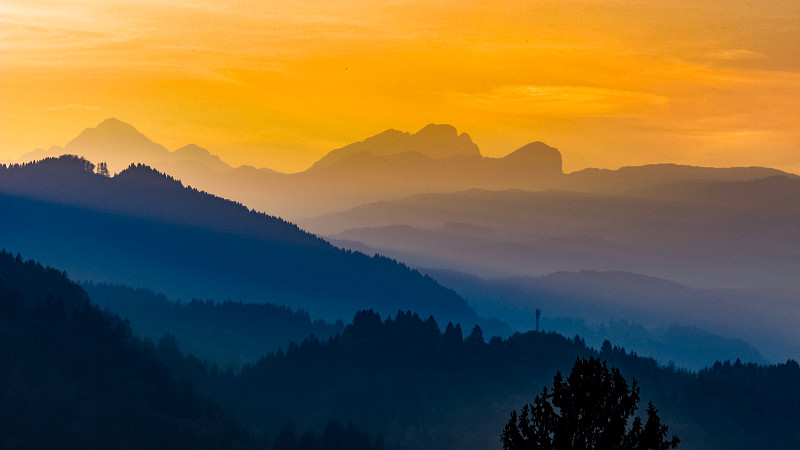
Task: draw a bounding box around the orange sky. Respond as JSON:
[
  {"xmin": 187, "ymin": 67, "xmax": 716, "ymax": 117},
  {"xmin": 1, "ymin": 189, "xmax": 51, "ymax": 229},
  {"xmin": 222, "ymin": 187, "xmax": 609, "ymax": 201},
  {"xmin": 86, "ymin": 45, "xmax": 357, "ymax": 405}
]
[{"xmin": 1, "ymin": 0, "xmax": 799, "ymax": 174}]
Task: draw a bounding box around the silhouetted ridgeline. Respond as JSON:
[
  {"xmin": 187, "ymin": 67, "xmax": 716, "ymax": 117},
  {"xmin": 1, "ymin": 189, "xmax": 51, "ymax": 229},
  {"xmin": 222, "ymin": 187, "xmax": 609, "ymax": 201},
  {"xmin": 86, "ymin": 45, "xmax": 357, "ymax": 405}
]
[
  {"xmin": 162, "ymin": 310, "xmax": 800, "ymax": 450},
  {"xmin": 0, "ymin": 156, "xmax": 480, "ymax": 328},
  {"xmin": 1, "ymin": 156, "xmax": 311, "ymax": 243},
  {"xmin": 24, "ymin": 118, "xmax": 792, "ymax": 220},
  {"xmin": 83, "ymin": 282, "xmax": 345, "ymax": 368},
  {"xmin": 20, "ymin": 119, "xmax": 568, "ymax": 218}
]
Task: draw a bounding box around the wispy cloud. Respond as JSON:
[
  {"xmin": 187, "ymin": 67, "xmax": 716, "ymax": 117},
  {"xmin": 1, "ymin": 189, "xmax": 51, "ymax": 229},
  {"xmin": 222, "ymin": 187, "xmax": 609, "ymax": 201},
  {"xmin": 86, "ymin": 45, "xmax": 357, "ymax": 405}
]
[
  {"xmin": 45, "ymin": 104, "xmax": 103, "ymax": 111},
  {"xmin": 708, "ymin": 49, "xmax": 765, "ymax": 61},
  {"xmin": 452, "ymin": 85, "xmax": 668, "ymax": 116},
  {"xmin": 2, "ymin": 0, "xmax": 799, "ymax": 174}
]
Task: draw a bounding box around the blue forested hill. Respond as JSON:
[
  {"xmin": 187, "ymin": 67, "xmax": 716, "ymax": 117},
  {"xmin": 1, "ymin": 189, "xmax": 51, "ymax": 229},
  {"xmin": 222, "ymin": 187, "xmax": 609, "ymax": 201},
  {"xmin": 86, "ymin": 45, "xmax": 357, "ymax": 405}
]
[
  {"xmin": 2, "ymin": 251, "xmax": 798, "ymax": 450},
  {"xmin": 0, "ymin": 156, "xmax": 480, "ymax": 327}
]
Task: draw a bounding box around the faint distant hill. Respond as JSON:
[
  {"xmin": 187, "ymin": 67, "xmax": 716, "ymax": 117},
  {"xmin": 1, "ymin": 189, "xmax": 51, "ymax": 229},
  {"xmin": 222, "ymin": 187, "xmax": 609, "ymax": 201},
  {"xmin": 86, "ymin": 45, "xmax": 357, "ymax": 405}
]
[
  {"xmin": 0, "ymin": 155, "xmax": 484, "ymax": 329},
  {"xmin": 301, "ymin": 183, "xmax": 800, "ymax": 361},
  {"xmin": 559, "ymin": 164, "xmax": 790, "ymax": 194},
  {"xmin": 17, "ymin": 119, "xmax": 795, "ymax": 219},
  {"xmin": 304, "ymin": 183, "xmax": 800, "ymax": 292},
  {"xmin": 628, "ymin": 174, "xmax": 800, "ymax": 210},
  {"xmin": 424, "ymin": 268, "xmax": 796, "ymax": 365}
]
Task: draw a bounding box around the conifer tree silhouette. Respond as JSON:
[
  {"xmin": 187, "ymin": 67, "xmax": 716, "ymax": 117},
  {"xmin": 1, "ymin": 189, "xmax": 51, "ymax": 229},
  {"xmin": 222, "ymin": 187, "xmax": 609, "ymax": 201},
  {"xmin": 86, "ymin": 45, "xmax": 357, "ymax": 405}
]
[{"xmin": 502, "ymin": 356, "xmax": 679, "ymax": 450}]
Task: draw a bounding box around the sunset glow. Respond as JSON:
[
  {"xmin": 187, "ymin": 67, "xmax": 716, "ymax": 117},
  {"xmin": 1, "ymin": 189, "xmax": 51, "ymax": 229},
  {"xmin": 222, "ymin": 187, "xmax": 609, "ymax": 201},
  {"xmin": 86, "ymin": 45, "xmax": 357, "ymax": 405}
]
[{"xmin": 2, "ymin": 0, "xmax": 798, "ymax": 173}]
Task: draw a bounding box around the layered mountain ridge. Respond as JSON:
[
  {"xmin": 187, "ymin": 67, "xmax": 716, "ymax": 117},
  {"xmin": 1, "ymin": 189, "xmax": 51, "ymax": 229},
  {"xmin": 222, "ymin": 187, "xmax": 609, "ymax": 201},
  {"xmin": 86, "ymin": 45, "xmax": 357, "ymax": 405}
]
[
  {"xmin": 0, "ymin": 155, "xmax": 486, "ymax": 330},
  {"xmin": 21, "ymin": 118, "xmax": 796, "ymax": 219}
]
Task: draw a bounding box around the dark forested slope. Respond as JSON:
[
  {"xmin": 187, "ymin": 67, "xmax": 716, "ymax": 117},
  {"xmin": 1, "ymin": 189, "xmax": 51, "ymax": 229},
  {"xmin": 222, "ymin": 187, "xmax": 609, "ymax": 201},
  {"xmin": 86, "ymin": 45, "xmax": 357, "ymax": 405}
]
[{"xmin": 0, "ymin": 250, "xmax": 261, "ymax": 450}]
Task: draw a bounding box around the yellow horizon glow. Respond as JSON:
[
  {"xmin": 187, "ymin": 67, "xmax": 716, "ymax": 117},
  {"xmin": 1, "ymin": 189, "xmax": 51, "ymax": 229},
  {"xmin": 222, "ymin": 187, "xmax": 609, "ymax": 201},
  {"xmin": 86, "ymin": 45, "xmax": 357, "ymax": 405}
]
[{"xmin": 1, "ymin": 0, "xmax": 799, "ymax": 174}]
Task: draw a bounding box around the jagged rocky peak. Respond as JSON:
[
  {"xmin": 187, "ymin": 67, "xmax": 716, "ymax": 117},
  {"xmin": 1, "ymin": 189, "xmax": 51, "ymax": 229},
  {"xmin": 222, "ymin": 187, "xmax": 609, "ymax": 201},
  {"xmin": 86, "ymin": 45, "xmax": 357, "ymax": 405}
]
[
  {"xmin": 311, "ymin": 123, "xmax": 480, "ymax": 169},
  {"xmin": 410, "ymin": 123, "xmax": 480, "ymax": 159}
]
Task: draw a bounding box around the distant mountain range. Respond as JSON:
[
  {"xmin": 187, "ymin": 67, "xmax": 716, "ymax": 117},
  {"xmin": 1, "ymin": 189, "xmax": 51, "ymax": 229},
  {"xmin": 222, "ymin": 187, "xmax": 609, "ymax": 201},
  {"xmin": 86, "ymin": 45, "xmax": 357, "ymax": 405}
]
[
  {"xmin": 22, "ymin": 118, "xmax": 791, "ymax": 219},
  {"xmin": 0, "ymin": 156, "xmax": 490, "ymax": 331},
  {"xmin": 18, "ymin": 119, "xmax": 564, "ymax": 218}
]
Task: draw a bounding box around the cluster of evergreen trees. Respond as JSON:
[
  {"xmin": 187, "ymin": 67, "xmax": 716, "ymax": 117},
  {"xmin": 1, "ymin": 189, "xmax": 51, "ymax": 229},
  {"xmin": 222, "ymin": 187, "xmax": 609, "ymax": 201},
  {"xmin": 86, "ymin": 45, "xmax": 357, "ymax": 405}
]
[{"xmin": 502, "ymin": 356, "xmax": 679, "ymax": 449}]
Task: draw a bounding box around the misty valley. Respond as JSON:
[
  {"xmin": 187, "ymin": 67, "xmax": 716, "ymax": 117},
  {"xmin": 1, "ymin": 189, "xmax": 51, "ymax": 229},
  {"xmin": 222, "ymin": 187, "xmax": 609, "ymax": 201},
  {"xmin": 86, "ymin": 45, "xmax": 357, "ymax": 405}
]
[{"xmin": 1, "ymin": 120, "xmax": 799, "ymax": 449}]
